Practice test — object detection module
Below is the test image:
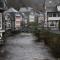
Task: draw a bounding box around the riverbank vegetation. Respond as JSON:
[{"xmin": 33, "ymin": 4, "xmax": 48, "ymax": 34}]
[
  {"xmin": 40, "ymin": 30, "xmax": 60, "ymax": 58},
  {"xmin": 31, "ymin": 22, "xmax": 60, "ymax": 58}
]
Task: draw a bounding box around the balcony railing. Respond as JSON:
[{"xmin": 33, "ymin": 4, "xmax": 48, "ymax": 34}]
[{"xmin": 48, "ymin": 17, "xmax": 60, "ymax": 21}]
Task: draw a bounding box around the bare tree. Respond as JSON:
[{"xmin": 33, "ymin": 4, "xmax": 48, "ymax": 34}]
[{"xmin": 7, "ymin": 0, "xmax": 44, "ymax": 11}]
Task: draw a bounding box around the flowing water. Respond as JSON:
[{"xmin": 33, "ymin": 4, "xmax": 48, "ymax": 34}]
[{"xmin": 0, "ymin": 33, "xmax": 56, "ymax": 60}]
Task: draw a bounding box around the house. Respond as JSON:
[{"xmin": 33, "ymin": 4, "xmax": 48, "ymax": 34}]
[
  {"xmin": 4, "ymin": 11, "xmax": 11, "ymax": 30},
  {"xmin": 19, "ymin": 7, "xmax": 31, "ymax": 24},
  {"xmin": 45, "ymin": 0, "xmax": 60, "ymax": 30},
  {"xmin": 0, "ymin": 0, "xmax": 7, "ymax": 44},
  {"xmin": 19, "ymin": 7, "xmax": 37, "ymax": 27},
  {"xmin": 19, "ymin": 7, "xmax": 35, "ymax": 23},
  {"xmin": 4, "ymin": 8, "xmax": 18, "ymax": 32},
  {"xmin": 15, "ymin": 13, "xmax": 22, "ymax": 31},
  {"xmin": 37, "ymin": 12, "xmax": 44, "ymax": 27},
  {"xmin": 29, "ymin": 11, "xmax": 35, "ymax": 22},
  {"xmin": 21, "ymin": 13, "xmax": 28, "ymax": 26},
  {"xmin": 3, "ymin": 10, "xmax": 12, "ymax": 37},
  {"xmin": 5, "ymin": 8, "xmax": 22, "ymax": 32}
]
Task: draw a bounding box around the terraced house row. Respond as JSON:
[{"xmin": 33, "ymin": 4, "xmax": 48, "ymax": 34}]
[
  {"xmin": 0, "ymin": 0, "xmax": 23, "ymax": 45},
  {"xmin": 1, "ymin": 0, "xmax": 60, "ymax": 45},
  {"xmin": 0, "ymin": 0, "xmax": 40, "ymax": 45}
]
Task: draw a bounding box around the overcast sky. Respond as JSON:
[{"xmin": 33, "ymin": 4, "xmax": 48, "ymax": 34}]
[{"xmin": 7, "ymin": 0, "xmax": 46, "ymax": 10}]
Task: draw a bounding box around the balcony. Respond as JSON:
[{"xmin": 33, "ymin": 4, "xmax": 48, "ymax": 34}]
[{"xmin": 48, "ymin": 17, "xmax": 60, "ymax": 21}]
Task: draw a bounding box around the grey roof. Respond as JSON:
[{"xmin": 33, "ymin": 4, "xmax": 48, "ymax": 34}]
[
  {"xmin": 4, "ymin": 8, "xmax": 19, "ymax": 17},
  {"xmin": 6, "ymin": 7, "xmax": 18, "ymax": 13},
  {"xmin": 45, "ymin": 0, "xmax": 60, "ymax": 7},
  {"xmin": 19, "ymin": 7, "xmax": 33, "ymax": 12},
  {"xmin": 45, "ymin": 0, "xmax": 60, "ymax": 12},
  {"xmin": 46, "ymin": 7, "xmax": 57, "ymax": 12}
]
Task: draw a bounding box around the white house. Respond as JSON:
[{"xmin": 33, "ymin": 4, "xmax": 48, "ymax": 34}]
[
  {"xmin": 29, "ymin": 11, "xmax": 35, "ymax": 22},
  {"xmin": 45, "ymin": 0, "xmax": 60, "ymax": 30},
  {"xmin": 19, "ymin": 7, "xmax": 36, "ymax": 28}
]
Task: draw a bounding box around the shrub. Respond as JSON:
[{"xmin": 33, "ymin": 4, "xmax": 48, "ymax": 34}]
[{"xmin": 42, "ymin": 31, "xmax": 60, "ymax": 58}]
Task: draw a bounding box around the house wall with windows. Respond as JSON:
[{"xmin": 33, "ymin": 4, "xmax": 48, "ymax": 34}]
[
  {"xmin": 19, "ymin": 7, "xmax": 36, "ymax": 28},
  {"xmin": 15, "ymin": 13, "xmax": 22, "ymax": 30},
  {"xmin": 4, "ymin": 13, "xmax": 11, "ymax": 30},
  {"xmin": 45, "ymin": 0, "xmax": 60, "ymax": 30},
  {"xmin": 47, "ymin": 12, "xmax": 60, "ymax": 30}
]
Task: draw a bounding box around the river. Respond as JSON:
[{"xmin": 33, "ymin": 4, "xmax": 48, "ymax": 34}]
[{"xmin": 0, "ymin": 33, "xmax": 56, "ymax": 60}]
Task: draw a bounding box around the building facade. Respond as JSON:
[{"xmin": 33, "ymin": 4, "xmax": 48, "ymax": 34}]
[
  {"xmin": 45, "ymin": 0, "xmax": 60, "ymax": 30},
  {"xmin": 0, "ymin": 0, "xmax": 7, "ymax": 44}
]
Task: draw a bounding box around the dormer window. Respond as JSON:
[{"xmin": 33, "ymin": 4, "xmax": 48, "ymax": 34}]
[{"xmin": 53, "ymin": 13, "xmax": 56, "ymax": 17}]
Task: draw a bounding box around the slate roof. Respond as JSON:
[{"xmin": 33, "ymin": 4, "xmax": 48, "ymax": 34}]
[
  {"xmin": 19, "ymin": 7, "xmax": 33, "ymax": 12},
  {"xmin": 4, "ymin": 8, "xmax": 19, "ymax": 18},
  {"xmin": 46, "ymin": 7, "xmax": 57, "ymax": 12},
  {"xmin": 6, "ymin": 7, "xmax": 18, "ymax": 13}
]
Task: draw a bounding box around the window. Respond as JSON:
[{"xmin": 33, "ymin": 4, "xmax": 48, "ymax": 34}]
[
  {"xmin": 58, "ymin": 13, "xmax": 60, "ymax": 17},
  {"xmin": 53, "ymin": 13, "xmax": 56, "ymax": 17},
  {"xmin": 48, "ymin": 13, "xmax": 52, "ymax": 17}
]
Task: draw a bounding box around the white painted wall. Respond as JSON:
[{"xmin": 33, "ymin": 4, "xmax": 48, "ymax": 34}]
[
  {"xmin": 29, "ymin": 15, "xmax": 35, "ymax": 22},
  {"xmin": 48, "ymin": 17, "xmax": 60, "ymax": 21}
]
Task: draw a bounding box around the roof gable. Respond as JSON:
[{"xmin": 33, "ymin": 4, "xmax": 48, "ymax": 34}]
[{"xmin": 6, "ymin": 7, "xmax": 18, "ymax": 13}]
